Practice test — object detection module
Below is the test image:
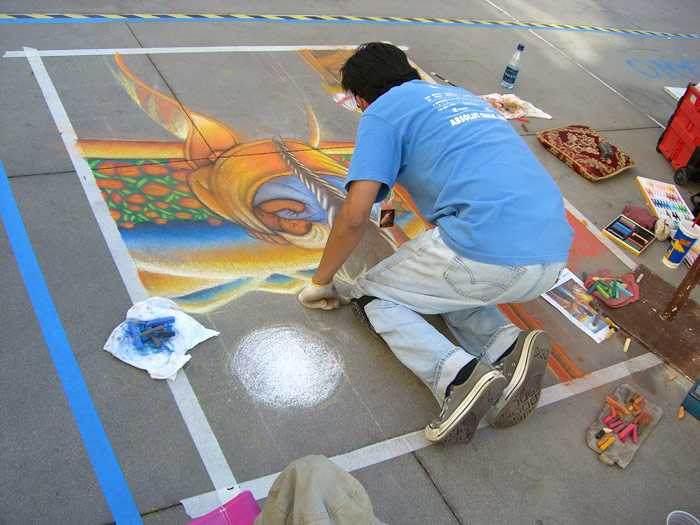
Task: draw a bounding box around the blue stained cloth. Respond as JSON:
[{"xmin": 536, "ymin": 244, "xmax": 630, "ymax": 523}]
[
  {"xmin": 104, "ymin": 297, "xmax": 219, "ymax": 380},
  {"xmin": 345, "ymin": 79, "xmax": 573, "ymax": 266}
]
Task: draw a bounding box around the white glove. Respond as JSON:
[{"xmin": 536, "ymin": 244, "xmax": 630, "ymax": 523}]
[{"xmin": 298, "ymin": 281, "xmax": 347, "ymax": 310}]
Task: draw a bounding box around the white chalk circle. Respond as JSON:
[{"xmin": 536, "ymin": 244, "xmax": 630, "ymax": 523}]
[{"xmin": 230, "ymin": 324, "xmax": 345, "ymax": 409}]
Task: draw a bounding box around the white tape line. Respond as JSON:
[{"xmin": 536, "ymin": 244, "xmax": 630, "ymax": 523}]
[
  {"xmin": 4, "ymin": 43, "xmax": 409, "ymax": 59},
  {"xmin": 5, "ymin": 44, "xmax": 365, "ymax": 58},
  {"xmin": 181, "ymin": 352, "xmax": 662, "ymax": 516},
  {"xmin": 168, "ymin": 374, "xmax": 239, "ymax": 495},
  {"xmin": 23, "ymin": 47, "xmax": 146, "ymax": 302},
  {"xmin": 564, "ymin": 197, "xmax": 638, "ymax": 271},
  {"xmin": 23, "ymin": 46, "xmax": 238, "ymax": 504},
  {"xmin": 539, "ymin": 352, "xmax": 661, "ymax": 406}
]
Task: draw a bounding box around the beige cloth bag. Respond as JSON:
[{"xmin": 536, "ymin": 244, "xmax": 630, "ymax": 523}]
[{"xmin": 255, "ymin": 455, "xmax": 387, "ymax": 525}]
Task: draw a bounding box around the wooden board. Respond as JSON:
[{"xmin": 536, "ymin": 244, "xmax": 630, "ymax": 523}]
[{"xmin": 597, "ymin": 265, "xmax": 700, "ymax": 379}]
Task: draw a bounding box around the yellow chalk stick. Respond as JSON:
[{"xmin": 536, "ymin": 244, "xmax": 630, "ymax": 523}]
[
  {"xmin": 623, "ymin": 338, "xmax": 631, "ymax": 353},
  {"xmin": 599, "ymin": 435, "xmax": 615, "ymax": 451}
]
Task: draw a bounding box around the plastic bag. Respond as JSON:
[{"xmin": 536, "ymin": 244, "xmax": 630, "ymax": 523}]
[{"xmin": 480, "ymin": 93, "xmax": 552, "ymax": 119}]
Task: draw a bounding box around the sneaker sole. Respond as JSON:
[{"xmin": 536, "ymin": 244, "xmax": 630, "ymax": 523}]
[
  {"xmin": 489, "ymin": 331, "xmax": 551, "ymax": 429},
  {"xmin": 350, "ymin": 298, "xmax": 382, "ymax": 339},
  {"xmin": 425, "ymin": 371, "xmax": 506, "ymax": 443}
]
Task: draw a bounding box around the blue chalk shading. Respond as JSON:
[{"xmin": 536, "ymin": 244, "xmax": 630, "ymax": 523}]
[
  {"xmin": 173, "ymin": 276, "xmax": 253, "ymax": 306},
  {"xmin": 0, "ymin": 158, "xmax": 142, "ymax": 524},
  {"xmin": 263, "ymin": 273, "xmax": 297, "ymax": 286}
]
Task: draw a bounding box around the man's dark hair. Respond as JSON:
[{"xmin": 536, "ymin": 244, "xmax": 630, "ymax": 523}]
[{"xmin": 341, "ymin": 42, "xmax": 421, "ymax": 104}]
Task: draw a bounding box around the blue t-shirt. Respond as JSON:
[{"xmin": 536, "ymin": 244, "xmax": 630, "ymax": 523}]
[{"xmin": 345, "ymin": 80, "xmax": 573, "ymax": 266}]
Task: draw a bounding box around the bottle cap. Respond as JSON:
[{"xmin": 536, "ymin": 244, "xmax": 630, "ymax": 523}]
[{"xmin": 517, "ymin": 44, "xmax": 525, "ymax": 50}]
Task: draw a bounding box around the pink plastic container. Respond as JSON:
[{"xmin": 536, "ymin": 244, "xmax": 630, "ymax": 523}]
[{"xmin": 188, "ymin": 490, "xmax": 261, "ymax": 525}]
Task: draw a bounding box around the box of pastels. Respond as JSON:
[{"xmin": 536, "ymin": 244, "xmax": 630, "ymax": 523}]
[{"xmin": 602, "ymin": 214, "xmax": 655, "ymax": 255}]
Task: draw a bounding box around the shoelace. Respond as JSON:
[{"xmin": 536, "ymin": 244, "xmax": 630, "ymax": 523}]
[{"xmin": 432, "ymin": 389, "xmax": 456, "ymax": 427}]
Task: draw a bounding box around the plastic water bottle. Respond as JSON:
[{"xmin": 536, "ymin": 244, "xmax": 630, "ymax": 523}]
[{"xmin": 501, "ymin": 44, "xmax": 525, "ymax": 89}]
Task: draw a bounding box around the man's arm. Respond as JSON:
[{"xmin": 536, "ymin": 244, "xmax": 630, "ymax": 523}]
[{"xmin": 312, "ymin": 179, "xmax": 382, "ymax": 285}]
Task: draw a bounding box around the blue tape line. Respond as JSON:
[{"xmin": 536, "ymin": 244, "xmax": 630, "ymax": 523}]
[{"xmin": 0, "ymin": 159, "xmax": 142, "ymax": 525}]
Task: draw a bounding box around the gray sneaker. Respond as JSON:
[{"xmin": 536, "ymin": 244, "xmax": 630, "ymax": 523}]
[
  {"xmin": 489, "ymin": 330, "xmax": 552, "ymax": 429},
  {"xmin": 425, "ymin": 362, "xmax": 506, "ymax": 444},
  {"xmin": 350, "ymin": 296, "xmax": 382, "ymax": 339}
]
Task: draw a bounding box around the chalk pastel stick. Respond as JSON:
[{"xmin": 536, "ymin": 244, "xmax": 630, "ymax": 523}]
[
  {"xmin": 129, "ymin": 321, "xmax": 144, "ymax": 350},
  {"xmin": 630, "ymin": 232, "xmax": 649, "ymax": 245},
  {"xmin": 611, "ymin": 222, "xmax": 631, "ymax": 236},
  {"xmin": 152, "ymin": 330, "xmax": 176, "ymax": 338},
  {"xmin": 605, "ymin": 226, "xmax": 627, "ymax": 240},
  {"xmin": 617, "ymin": 220, "xmax": 634, "ymax": 233},
  {"xmin": 618, "ymin": 216, "xmax": 637, "ymax": 229},
  {"xmin": 597, "ymin": 286, "xmax": 611, "ymax": 299},
  {"xmin": 146, "ymin": 316, "xmax": 175, "ymax": 327},
  {"xmin": 624, "ymin": 237, "xmax": 644, "ymax": 250},
  {"xmin": 616, "ymin": 283, "xmax": 634, "ymax": 297}
]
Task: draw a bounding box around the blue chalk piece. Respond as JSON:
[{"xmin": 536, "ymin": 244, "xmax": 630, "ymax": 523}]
[
  {"xmin": 609, "ymin": 225, "xmax": 628, "ymax": 238},
  {"xmin": 611, "ymin": 222, "xmax": 631, "ymax": 236},
  {"xmin": 618, "ymin": 286, "xmax": 634, "ymax": 297},
  {"xmin": 145, "ymin": 316, "xmax": 175, "ymax": 327},
  {"xmin": 616, "ymin": 281, "xmax": 634, "ymax": 296},
  {"xmin": 128, "ymin": 321, "xmax": 144, "ymax": 350},
  {"xmin": 587, "ymin": 282, "xmax": 599, "ymax": 293}
]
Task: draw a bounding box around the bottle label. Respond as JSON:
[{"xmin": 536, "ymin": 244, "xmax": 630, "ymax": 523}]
[{"xmin": 502, "ymin": 66, "xmax": 519, "ymax": 84}]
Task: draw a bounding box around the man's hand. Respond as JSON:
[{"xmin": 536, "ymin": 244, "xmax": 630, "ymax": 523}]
[{"xmin": 298, "ymin": 281, "xmax": 348, "ymax": 310}]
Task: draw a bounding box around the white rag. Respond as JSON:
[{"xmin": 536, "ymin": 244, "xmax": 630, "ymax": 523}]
[{"xmin": 103, "ymin": 297, "xmax": 219, "ymax": 380}]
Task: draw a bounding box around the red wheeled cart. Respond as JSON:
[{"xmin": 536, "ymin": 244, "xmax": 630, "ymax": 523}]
[{"xmin": 657, "ymin": 83, "xmax": 700, "ymax": 185}]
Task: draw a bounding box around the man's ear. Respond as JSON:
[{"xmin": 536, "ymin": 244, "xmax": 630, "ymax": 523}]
[{"xmin": 356, "ymin": 96, "xmax": 370, "ymax": 112}]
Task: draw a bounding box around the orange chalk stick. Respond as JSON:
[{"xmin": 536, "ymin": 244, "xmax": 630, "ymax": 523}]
[
  {"xmin": 599, "ymin": 435, "xmax": 615, "ymax": 451},
  {"xmin": 597, "ymin": 433, "xmax": 615, "ymax": 447},
  {"xmin": 610, "ymin": 405, "xmax": 617, "ymax": 418},
  {"xmin": 605, "ymin": 396, "xmax": 629, "ymax": 415},
  {"xmin": 678, "ymin": 406, "xmax": 685, "ymax": 419},
  {"xmin": 634, "ymin": 396, "xmax": 644, "ymax": 404},
  {"xmin": 669, "ymin": 374, "xmax": 678, "ymax": 381}
]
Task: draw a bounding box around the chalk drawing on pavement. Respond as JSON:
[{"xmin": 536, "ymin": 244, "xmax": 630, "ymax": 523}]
[{"xmin": 72, "ymin": 49, "xmax": 428, "ymax": 313}]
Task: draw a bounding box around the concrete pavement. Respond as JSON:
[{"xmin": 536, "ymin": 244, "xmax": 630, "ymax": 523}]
[{"xmin": 1, "ymin": 2, "xmax": 699, "ymax": 524}]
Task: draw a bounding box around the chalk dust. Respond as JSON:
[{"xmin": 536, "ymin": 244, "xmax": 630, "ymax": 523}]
[{"xmin": 230, "ymin": 324, "xmax": 344, "ymax": 409}]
